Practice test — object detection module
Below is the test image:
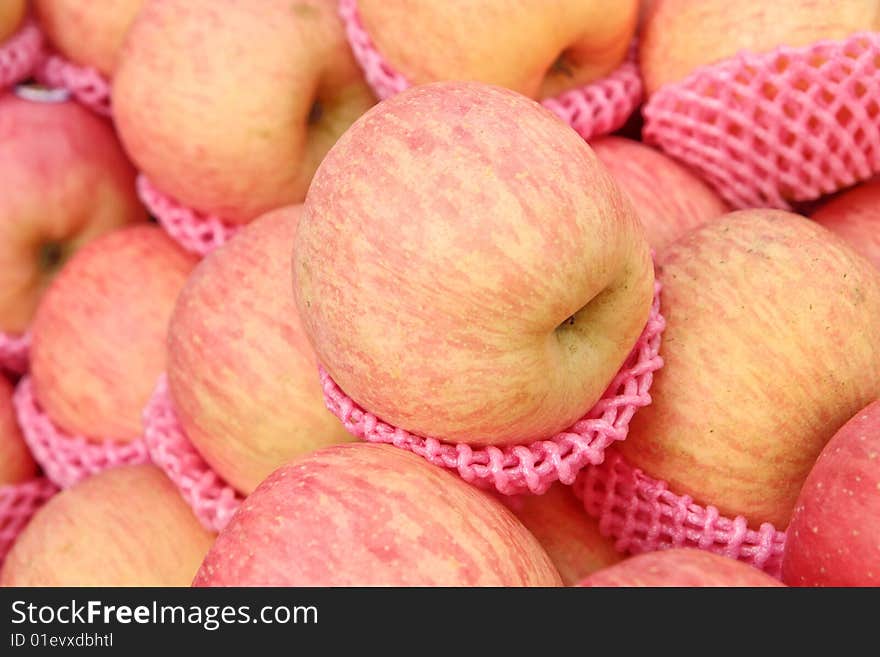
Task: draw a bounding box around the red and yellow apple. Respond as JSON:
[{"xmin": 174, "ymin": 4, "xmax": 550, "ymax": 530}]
[
  {"xmin": 0, "ymin": 92, "xmax": 146, "ymax": 335},
  {"xmin": 359, "ymin": 0, "xmax": 639, "ymax": 99},
  {"xmin": 638, "ymin": 0, "xmax": 656, "ymax": 29},
  {"xmin": 591, "ymin": 136, "xmax": 727, "ymax": 250},
  {"xmin": 640, "ymin": 0, "xmax": 880, "ymax": 96},
  {"xmin": 34, "ymin": 0, "xmax": 144, "ymax": 77},
  {"xmin": 167, "ymin": 205, "xmax": 352, "ymax": 495},
  {"xmin": 195, "ymin": 443, "xmax": 561, "ymax": 586},
  {"xmin": 0, "ymin": 376, "xmax": 36, "ymax": 486},
  {"xmin": 0, "ymin": 0, "xmax": 26, "ymax": 44},
  {"xmin": 0, "ymin": 0, "xmax": 27, "ymax": 44},
  {"xmin": 617, "ymin": 210, "xmax": 880, "ymax": 529},
  {"xmin": 30, "ymin": 225, "xmax": 196, "ymax": 442},
  {"xmin": 811, "ymin": 179, "xmax": 880, "ymax": 271},
  {"xmin": 783, "ymin": 400, "xmax": 880, "ymax": 586},
  {"xmin": 112, "ymin": 0, "xmax": 375, "ymax": 224},
  {"xmin": 580, "ymin": 548, "xmax": 783, "ymax": 586},
  {"xmin": 294, "ymin": 81, "xmax": 654, "ymax": 446},
  {"xmin": 509, "ymin": 483, "xmax": 622, "ymax": 586},
  {"xmin": 0, "ymin": 464, "xmax": 215, "ymax": 586}
]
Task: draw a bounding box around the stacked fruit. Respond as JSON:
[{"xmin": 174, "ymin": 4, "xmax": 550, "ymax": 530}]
[{"xmin": 1, "ymin": 0, "xmax": 879, "ymax": 588}]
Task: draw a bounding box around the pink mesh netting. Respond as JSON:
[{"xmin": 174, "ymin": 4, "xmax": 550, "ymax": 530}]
[
  {"xmin": 0, "ymin": 477, "xmax": 57, "ymax": 566},
  {"xmin": 34, "ymin": 54, "xmax": 111, "ymax": 116},
  {"xmin": 321, "ymin": 280, "xmax": 664, "ymax": 496},
  {"xmin": 142, "ymin": 376, "xmax": 243, "ymax": 532},
  {"xmin": 572, "ymin": 449, "xmax": 787, "ymax": 578},
  {"xmin": 338, "ymin": 0, "xmax": 642, "ymax": 141},
  {"xmin": 137, "ymin": 176, "xmax": 239, "ymax": 258},
  {"xmin": 12, "ymin": 376, "xmax": 149, "ymax": 488},
  {"xmin": 643, "ymin": 32, "xmax": 880, "ymax": 210},
  {"xmin": 0, "ymin": 331, "xmax": 29, "ymax": 376},
  {"xmin": 0, "ymin": 20, "xmax": 42, "ymax": 90}
]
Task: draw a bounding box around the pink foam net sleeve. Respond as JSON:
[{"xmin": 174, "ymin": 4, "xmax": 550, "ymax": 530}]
[
  {"xmin": 338, "ymin": 0, "xmax": 642, "ymax": 141},
  {"xmin": 0, "ymin": 331, "xmax": 29, "ymax": 376},
  {"xmin": 321, "ymin": 279, "xmax": 664, "ymax": 496},
  {"xmin": 541, "ymin": 47, "xmax": 643, "ymax": 142},
  {"xmin": 137, "ymin": 176, "xmax": 239, "ymax": 258},
  {"xmin": 34, "ymin": 54, "xmax": 111, "ymax": 116},
  {"xmin": 644, "ymin": 32, "xmax": 880, "ymax": 210},
  {"xmin": 142, "ymin": 375, "xmax": 243, "ymax": 533},
  {"xmin": 0, "ymin": 21, "xmax": 42, "ymax": 90},
  {"xmin": 573, "ymin": 449, "xmax": 787, "ymax": 578},
  {"xmin": 12, "ymin": 376, "xmax": 150, "ymax": 489},
  {"xmin": 0, "ymin": 477, "xmax": 57, "ymax": 566}
]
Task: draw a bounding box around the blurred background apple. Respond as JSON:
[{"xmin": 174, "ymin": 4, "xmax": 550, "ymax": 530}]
[
  {"xmin": 591, "ymin": 136, "xmax": 727, "ymax": 250},
  {"xmin": 358, "ymin": 0, "xmax": 639, "ymax": 98},
  {"xmin": 112, "ymin": 0, "xmax": 375, "ymax": 224},
  {"xmin": 508, "ymin": 483, "xmax": 622, "ymax": 585},
  {"xmin": 30, "ymin": 225, "xmax": 195, "ymax": 442},
  {"xmin": 811, "ymin": 179, "xmax": 880, "ymax": 271},
  {"xmin": 0, "ymin": 91, "xmax": 145, "ymax": 335},
  {"xmin": 1, "ymin": 464, "xmax": 215, "ymax": 586},
  {"xmin": 0, "ymin": 376, "xmax": 36, "ymax": 486},
  {"xmin": 34, "ymin": 0, "xmax": 144, "ymax": 77},
  {"xmin": 580, "ymin": 549, "xmax": 783, "ymax": 586},
  {"xmin": 640, "ymin": 0, "xmax": 879, "ymax": 96},
  {"xmin": 167, "ymin": 205, "xmax": 352, "ymax": 494},
  {"xmin": 783, "ymin": 400, "xmax": 880, "ymax": 586},
  {"xmin": 195, "ymin": 444, "xmax": 562, "ymax": 586},
  {"xmin": 0, "ymin": 0, "xmax": 26, "ymax": 44}
]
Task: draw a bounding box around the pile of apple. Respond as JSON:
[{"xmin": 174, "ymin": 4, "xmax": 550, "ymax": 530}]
[{"xmin": 1, "ymin": 0, "xmax": 880, "ymax": 588}]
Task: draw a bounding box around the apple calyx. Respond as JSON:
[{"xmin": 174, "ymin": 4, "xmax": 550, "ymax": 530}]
[
  {"xmin": 37, "ymin": 241, "xmax": 67, "ymax": 273},
  {"xmin": 307, "ymin": 99, "xmax": 323, "ymax": 125},
  {"xmin": 554, "ymin": 301, "xmax": 594, "ymax": 353},
  {"xmin": 550, "ymin": 51, "xmax": 576, "ymax": 79},
  {"xmin": 556, "ymin": 300, "xmax": 590, "ymax": 333}
]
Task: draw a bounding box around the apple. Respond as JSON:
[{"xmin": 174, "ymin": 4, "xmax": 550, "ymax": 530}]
[
  {"xmin": 640, "ymin": 0, "xmax": 880, "ymax": 96},
  {"xmin": 194, "ymin": 443, "xmax": 562, "ymax": 586},
  {"xmin": 591, "ymin": 136, "xmax": 727, "ymax": 251},
  {"xmin": 0, "ymin": 375, "xmax": 36, "ymax": 486},
  {"xmin": 508, "ymin": 483, "xmax": 622, "ymax": 586},
  {"xmin": 30, "ymin": 225, "xmax": 196, "ymax": 442},
  {"xmin": 811, "ymin": 179, "xmax": 880, "ymax": 271},
  {"xmin": 0, "ymin": 0, "xmax": 25, "ymax": 44},
  {"xmin": 0, "ymin": 91, "xmax": 146, "ymax": 335},
  {"xmin": 34, "ymin": 0, "xmax": 144, "ymax": 77},
  {"xmin": 580, "ymin": 548, "xmax": 783, "ymax": 586},
  {"xmin": 112, "ymin": 0, "xmax": 376, "ymax": 224},
  {"xmin": 638, "ymin": 0, "xmax": 656, "ymax": 29},
  {"xmin": 358, "ymin": 0, "xmax": 638, "ymax": 99},
  {"xmin": 167, "ymin": 204, "xmax": 353, "ymax": 495},
  {"xmin": 294, "ymin": 81, "xmax": 654, "ymax": 446},
  {"xmin": 617, "ymin": 209, "xmax": 880, "ymax": 528},
  {"xmin": 0, "ymin": 464, "xmax": 215, "ymax": 586},
  {"xmin": 783, "ymin": 400, "xmax": 880, "ymax": 586}
]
